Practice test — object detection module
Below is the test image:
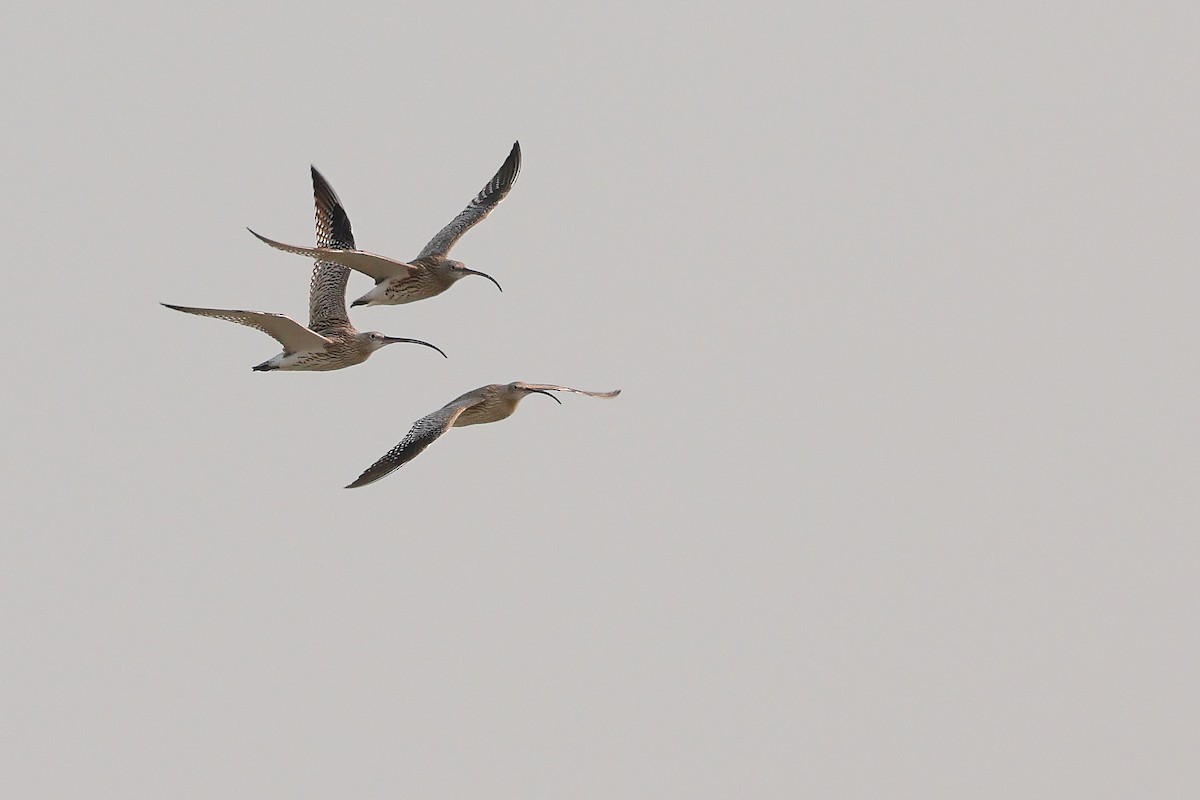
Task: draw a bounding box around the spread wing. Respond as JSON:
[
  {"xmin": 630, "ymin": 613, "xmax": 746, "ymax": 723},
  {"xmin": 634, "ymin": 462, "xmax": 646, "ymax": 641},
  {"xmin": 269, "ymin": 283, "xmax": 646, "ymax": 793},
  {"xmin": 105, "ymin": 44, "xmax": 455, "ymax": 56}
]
[
  {"xmin": 161, "ymin": 303, "xmax": 329, "ymax": 353},
  {"xmin": 417, "ymin": 141, "xmax": 521, "ymax": 260},
  {"xmin": 309, "ymin": 166, "xmax": 355, "ymax": 333},
  {"xmin": 522, "ymin": 385, "xmax": 622, "ymax": 399},
  {"xmin": 345, "ymin": 396, "xmax": 484, "ymax": 488},
  {"xmin": 247, "ymin": 229, "xmax": 419, "ymax": 283}
]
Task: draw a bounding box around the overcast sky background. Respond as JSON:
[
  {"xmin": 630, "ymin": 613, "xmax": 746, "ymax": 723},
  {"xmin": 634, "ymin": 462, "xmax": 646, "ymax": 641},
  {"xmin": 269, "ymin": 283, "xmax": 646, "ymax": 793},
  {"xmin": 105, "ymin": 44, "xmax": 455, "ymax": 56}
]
[{"xmin": 2, "ymin": 2, "xmax": 1198, "ymax": 797}]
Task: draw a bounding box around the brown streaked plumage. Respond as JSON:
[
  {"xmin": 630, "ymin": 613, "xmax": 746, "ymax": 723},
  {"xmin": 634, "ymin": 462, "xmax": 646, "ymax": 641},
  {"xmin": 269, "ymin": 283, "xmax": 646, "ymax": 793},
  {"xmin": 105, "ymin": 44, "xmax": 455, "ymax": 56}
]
[
  {"xmin": 162, "ymin": 167, "xmax": 446, "ymax": 372},
  {"xmin": 247, "ymin": 141, "xmax": 520, "ymax": 308},
  {"xmin": 345, "ymin": 382, "xmax": 620, "ymax": 488}
]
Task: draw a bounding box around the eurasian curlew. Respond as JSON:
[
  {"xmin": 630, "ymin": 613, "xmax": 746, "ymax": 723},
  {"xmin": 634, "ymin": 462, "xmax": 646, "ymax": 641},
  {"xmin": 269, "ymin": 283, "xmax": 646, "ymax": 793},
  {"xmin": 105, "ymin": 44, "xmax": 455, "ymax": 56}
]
[
  {"xmin": 163, "ymin": 167, "xmax": 446, "ymax": 371},
  {"xmin": 247, "ymin": 142, "xmax": 520, "ymax": 308},
  {"xmin": 345, "ymin": 382, "xmax": 620, "ymax": 488}
]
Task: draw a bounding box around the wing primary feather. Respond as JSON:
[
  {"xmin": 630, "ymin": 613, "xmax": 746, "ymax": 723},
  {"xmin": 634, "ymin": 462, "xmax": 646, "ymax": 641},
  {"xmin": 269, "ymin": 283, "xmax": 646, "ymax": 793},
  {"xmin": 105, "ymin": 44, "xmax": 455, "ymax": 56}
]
[
  {"xmin": 161, "ymin": 303, "xmax": 330, "ymax": 353},
  {"xmin": 416, "ymin": 141, "xmax": 522, "ymax": 260},
  {"xmin": 345, "ymin": 400, "xmax": 478, "ymax": 488},
  {"xmin": 308, "ymin": 167, "xmax": 354, "ymax": 332},
  {"xmin": 522, "ymin": 384, "xmax": 621, "ymax": 399}
]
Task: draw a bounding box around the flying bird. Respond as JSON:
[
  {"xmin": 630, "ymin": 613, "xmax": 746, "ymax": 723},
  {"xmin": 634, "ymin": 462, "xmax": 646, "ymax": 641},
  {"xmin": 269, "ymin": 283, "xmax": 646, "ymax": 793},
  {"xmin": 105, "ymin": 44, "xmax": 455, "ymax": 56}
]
[
  {"xmin": 346, "ymin": 382, "xmax": 620, "ymax": 488},
  {"xmin": 246, "ymin": 141, "xmax": 520, "ymax": 308},
  {"xmin": 163, "ymin": 167, "xmax": 446, "ymax": 371}
]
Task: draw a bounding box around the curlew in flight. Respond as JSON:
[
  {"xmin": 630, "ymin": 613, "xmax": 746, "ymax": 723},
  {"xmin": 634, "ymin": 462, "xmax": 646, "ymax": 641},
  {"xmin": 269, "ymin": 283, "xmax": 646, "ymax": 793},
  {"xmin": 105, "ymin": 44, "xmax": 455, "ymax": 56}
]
[
  {"xmin": 163, "ymin": 167, "xmax": 446, "ymax": 371},
  {"xmin": 345, "ymin": 382, "xmax": 620, "ymax": 488},
  {"xmin": 246, "ymin": 142, "xmax": 520, "ymax": 308}
]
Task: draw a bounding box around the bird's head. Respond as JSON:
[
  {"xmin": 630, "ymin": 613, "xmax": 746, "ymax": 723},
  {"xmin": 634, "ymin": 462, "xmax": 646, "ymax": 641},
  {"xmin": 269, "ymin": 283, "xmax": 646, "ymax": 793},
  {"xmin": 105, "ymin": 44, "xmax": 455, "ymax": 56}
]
[
  {"xmin": 441, "ymin": 259, "xmax": 503, "ymax": 293},
  {"xmin": 508, "ymin": 381, "xmax": 561, "ymax": 404}
]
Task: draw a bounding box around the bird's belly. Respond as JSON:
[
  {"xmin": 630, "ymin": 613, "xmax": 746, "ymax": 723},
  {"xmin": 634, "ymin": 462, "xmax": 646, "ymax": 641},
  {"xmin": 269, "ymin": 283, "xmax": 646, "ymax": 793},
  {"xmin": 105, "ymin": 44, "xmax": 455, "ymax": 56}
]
[
  {"xmin": 454, "ymin": 406, "xmax": 513, "ymax": 427},
  {"xmin": 387, "ymin": 277, "xmax": 448, "ymax": 304},
  {"xmin": 276, "ymin": 347, "xmax": 363, "ymax": 371}
]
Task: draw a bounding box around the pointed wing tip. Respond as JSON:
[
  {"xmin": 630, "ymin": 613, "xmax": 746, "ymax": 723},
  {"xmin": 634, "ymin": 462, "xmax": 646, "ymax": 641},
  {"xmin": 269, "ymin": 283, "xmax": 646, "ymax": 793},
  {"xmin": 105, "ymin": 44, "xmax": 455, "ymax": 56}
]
[
  {"xmin": 311, "ymin": 165, "xmax": 327, "ymax": 190},
  {"xmin": 246, "ymin": 228, "xmax": 298, "ymax": 252},
  {"xmin": 311, "ymin": 167, "xmax": 341, "ymax": 202},
  {"xmin": 491, "ymin": 141, "xmax": 521, "ymax": 188},
  {"xmin": 345, "ymin": 469, "xmax": 386, "ymax": 489},
  {"xmin": 506, "ymin": 141, "xmax": 522, "ymax": 177},
  {"xmin": 345, "ymin": 467, "xmax": 383, "ymax": 489}
]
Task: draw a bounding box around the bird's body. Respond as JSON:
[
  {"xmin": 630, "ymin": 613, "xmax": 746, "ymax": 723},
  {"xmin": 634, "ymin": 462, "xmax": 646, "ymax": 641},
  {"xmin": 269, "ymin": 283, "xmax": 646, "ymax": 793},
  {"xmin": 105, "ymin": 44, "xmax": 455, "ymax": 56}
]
[
  {"xmin": 247, "ymin": 141, "xmax": 520, "ymax": 308},
  {"xmin": 346, "ymin": 382, "xmax": 620, "ymax": 488},
  {"xmin": 263, "ymin": 338, "xmax": 372, "ymax": 371},
  {"xmin": 164, "ymin": 167, "xmax": 446, "ymax": 371},
  {"xmin": 358, "ymin": 254, "xmax": 474, "ymax": 307},
  {"xmin": 162, "ymin": 305, "xmax": 434, "ymax": 372},
  {"xmin": 449, "ymin": 384, "xmax": 528, "ymax": 426}
]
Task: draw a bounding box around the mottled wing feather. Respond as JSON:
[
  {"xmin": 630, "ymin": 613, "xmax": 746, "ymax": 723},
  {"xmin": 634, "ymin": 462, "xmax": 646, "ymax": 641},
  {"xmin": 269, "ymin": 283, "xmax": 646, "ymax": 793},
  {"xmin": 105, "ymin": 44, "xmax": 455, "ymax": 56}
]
[
  {"xmin": 162, "ymin": 303, "xmax": 330, "ymax": 353},
  {"xmin": 417, "ymin": 141, "xmax": 521, "ymax": 260},
  {"xmin": 247, "ymin": 229, "xmax": 418, "ymax": 282},
  {"xmin": 345, "ymin": 398, "xmax": 483, "ymax": 488},
  {"xmin": 309, "ymin": 166, "xmax": 354, "ymax": 333},
  {"xmin": 522, "ymin": 384, "xmax": 622, "ymax": 399}
]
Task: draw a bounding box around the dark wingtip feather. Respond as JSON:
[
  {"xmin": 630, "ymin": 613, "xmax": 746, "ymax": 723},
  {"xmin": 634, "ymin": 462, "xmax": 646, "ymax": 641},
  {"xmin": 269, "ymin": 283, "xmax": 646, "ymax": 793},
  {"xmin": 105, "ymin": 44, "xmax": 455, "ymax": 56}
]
[
  {"xmin": 329, "ymin": 205, "xmax": 354, "ymax": 250},
  {"xmin": 246, "ymin": 227, "xmax": 271, "ymax": 244},
  {"xmin": 311, "ymin": 167, "xmax": 354, "ymax": 249},
  {"xmin": 503, "ymin": 141, "xmax": 521, "ymax": 185},
  {"xmin": 310, "ymin": 167, "xmax": 341, "ymax": 209},
  {"xmin": 345, "ymin": 470, "xmax": 380, "ymax": 489},
  {"xmin": 161, "ymin": 302, "xmax": 201, "ymax": 315}
]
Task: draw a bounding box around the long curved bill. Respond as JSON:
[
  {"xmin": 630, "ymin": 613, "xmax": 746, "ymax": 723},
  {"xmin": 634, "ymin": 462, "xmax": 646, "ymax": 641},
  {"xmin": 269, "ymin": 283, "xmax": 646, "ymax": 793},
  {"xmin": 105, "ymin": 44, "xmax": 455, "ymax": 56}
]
[
  {"xmin": 464, "ymin": 269, "xmax": 503, "ymax": 292},
  {"xmin": 527, "ymin": 388, "xmax": 563, "ymax": 404},
  {"xmin": 384, "ymin": 337, "xmax": 448, "ymax": 358}
]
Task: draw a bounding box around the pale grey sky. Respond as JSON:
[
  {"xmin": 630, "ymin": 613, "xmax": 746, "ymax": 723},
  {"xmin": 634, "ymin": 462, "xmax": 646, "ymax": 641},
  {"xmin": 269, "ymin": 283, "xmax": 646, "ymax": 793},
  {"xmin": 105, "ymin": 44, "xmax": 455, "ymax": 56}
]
[{"xmin": 2, "ymin": 1, "xmax": 1198, "ymax": 797}]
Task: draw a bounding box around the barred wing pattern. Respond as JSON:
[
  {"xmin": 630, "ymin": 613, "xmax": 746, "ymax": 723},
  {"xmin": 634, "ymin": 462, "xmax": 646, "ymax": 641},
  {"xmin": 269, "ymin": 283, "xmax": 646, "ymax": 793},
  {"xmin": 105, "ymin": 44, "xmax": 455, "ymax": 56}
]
[
  {"xmin": 345, "ymin": 397, "xmax": 484, "ymax": 488},
  {"xmin": 417, "ymin": 141, "xmax": 521, "ymax": 260},
  {"xmin": 161, "ymin": 304, "xmax": 330, "ymax": 353},
  {"xmin": 308, "ymin": 166, "xmax": 355, "ymax": 334}
]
